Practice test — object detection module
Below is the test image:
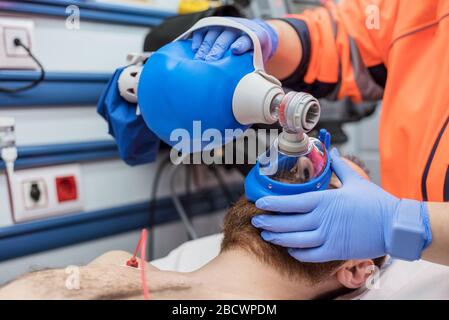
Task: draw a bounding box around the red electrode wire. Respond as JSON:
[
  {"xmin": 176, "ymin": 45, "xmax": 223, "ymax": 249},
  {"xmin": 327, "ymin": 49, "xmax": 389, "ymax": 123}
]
[
  {"xmin": 140, "ymin": 229, "xmax": 150, "ymax": 300},
  {"xmin": 126, "ymin": 234, "xmax": 143, "ymax": 268},
  {"xmin": 126, "ymin": 229, "xmax": 151, "ymax": 299}
]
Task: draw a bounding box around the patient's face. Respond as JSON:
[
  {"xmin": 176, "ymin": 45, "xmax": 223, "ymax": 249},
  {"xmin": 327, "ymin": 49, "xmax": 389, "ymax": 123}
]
[
  {"xmin": 275, "ymin": 153, "xmax": 370, "ymax": 187},
  {"xmin": 222, "ymin": 155, "xmax": 384, "ymax": 290}
]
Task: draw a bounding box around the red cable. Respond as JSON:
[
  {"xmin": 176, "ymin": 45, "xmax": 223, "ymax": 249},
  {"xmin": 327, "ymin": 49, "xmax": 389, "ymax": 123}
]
[
  {"xmin": 126, "ymin": 229, "xmax": 151, "ymax": 299},
  {"xmin": 126, "ymin": 232, "xmax": 144, "ymax": 268},
  {"xmin": 133, "ymin": 233, "xmax": 143, "ymax": 257},
  {"xmin": 140, "ymin": 229, "xmax": 151, "ymax": 300}
]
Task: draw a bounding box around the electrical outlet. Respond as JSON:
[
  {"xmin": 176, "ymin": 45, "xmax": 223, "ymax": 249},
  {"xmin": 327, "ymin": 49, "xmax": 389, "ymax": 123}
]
[
  {"xmin": 5, "ymin": 27, "xmax": 30, "ymax": 56},
  {"xmin": 22, "ymin": 179, "xmax": 48, "ymax": 209},
  {"xmin": 10, "ymin": 164, "xmax": 84, "ymax": 223},
  {"xmin": 0, "ymin": 18, "xmax": 36, "ymax": 69}
]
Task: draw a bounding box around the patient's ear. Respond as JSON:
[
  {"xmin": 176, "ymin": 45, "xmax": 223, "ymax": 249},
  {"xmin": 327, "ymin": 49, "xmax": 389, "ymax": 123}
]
[{"xmin": 335, "ymin": 260, "xmax": 374, "ymax": 289}]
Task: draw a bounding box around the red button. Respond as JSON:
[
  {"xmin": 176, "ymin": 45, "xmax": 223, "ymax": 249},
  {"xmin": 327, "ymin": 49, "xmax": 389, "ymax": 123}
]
[{"xmin": 55, "ymin": 176, "xmax": 78, "ymax": 202}]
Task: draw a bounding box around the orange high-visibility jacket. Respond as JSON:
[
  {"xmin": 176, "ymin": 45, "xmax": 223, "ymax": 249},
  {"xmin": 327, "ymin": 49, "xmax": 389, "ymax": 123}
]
[{"xmin": 284, "ymin": 0, "xmax": 449, "ymax": 202}]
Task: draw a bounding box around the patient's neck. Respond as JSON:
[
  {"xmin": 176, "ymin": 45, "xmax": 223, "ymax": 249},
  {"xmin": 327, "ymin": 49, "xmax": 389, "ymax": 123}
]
[{"xmin": 188, "ymin": 249, "xmax": 341, "ymax": 300}]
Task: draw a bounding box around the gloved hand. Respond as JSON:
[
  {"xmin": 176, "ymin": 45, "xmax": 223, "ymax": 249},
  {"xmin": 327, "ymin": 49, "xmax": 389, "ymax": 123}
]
[
  {"xmin": 191, "ymin": 17, "xmax": 278, "ymax": 63},
  {"xmin": 251, "ymin": 148, "xmax": 432, "ymax": 262}
]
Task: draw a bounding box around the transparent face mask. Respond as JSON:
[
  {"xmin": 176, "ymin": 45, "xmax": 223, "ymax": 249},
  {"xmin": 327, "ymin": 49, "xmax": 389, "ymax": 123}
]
[{"xmin": 259, "ymin": 137, "xmax": 328, "ymax": 184}]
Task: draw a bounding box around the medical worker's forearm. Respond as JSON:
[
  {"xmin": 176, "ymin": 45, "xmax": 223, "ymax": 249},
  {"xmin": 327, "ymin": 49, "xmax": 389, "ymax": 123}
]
[
  {"xmin": 422, "ymin": 202, "xmax": 449, "ymax": 266},
  {"xmin": 265, "ymin": 20, "xmax": 302, "ymax": 80}
]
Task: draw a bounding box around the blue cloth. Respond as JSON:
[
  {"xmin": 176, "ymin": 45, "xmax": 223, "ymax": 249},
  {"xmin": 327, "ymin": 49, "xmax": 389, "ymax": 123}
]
[{"xmin": 97, "ymin": 67, "xmax": 160, "ymax": 166}]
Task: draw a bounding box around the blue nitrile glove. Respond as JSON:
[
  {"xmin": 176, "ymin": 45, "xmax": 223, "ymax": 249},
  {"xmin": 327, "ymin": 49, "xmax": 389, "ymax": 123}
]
[
  {"xmin": 251, "ymin": 148, "xmax": 432, "ymax": 262},
  {"xmin": 191, "ymin": 17, "xmax": 278, "ymax": 63}
]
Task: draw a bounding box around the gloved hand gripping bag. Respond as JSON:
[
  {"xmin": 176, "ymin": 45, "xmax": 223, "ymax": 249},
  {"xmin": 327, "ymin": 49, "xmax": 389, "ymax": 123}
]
[
  {"xmin": 97, "ymin": 67, "xmax": 161, "ymax": 165},
  {"xmin": 138, "ymin": 40, "xmax": 254, "ymax": 153}
]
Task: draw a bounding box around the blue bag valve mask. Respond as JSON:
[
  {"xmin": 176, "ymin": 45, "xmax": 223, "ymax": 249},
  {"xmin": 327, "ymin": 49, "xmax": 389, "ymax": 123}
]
[
  {"xmin": 112, "ymin": 17, "xmax": 331, "ymax": 201},
  {"xmin": 116, "ymin": 17, "xmax": 284, "ymax": 154}
]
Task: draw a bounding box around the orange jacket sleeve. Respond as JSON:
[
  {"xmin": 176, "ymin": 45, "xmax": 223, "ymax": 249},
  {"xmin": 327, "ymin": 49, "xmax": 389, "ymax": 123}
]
[{"xmin": 282, "ymin": 0, "xmax": 398, "ymax": 102}]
